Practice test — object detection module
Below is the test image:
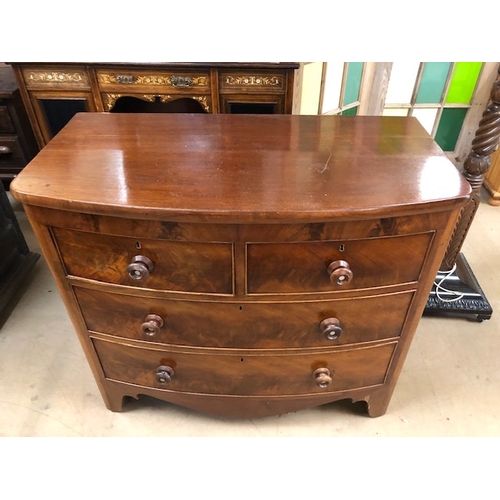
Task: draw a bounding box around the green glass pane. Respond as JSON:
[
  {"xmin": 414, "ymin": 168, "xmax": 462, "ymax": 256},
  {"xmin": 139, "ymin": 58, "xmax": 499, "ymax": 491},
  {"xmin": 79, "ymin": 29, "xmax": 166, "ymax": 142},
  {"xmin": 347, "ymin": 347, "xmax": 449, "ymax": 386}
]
[
  {"xmin": 416, "ymin": 62, "xmax": 451, "ymax": 103},
  {"xmin": 342, "ymin": 106, "xmax": 358, "ymax": 116},
  {"xmin": 435, "ymin": 108, "xmax": 468, "ymax": 151},
  {"xmin": 342, "ymin": 62, "xmax": 363, "ymax": 106},
  {"xmin": 445, "ymin": 62, "xmax": 482, "ymax": 104}
]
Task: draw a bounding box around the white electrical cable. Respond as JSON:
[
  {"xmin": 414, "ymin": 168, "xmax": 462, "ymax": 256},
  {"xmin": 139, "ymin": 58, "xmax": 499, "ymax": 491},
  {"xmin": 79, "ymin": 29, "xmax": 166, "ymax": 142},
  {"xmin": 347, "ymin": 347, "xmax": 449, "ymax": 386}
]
[{"xmin": 434, "ymin": 264, "xmax": 465, "ymax": 303}]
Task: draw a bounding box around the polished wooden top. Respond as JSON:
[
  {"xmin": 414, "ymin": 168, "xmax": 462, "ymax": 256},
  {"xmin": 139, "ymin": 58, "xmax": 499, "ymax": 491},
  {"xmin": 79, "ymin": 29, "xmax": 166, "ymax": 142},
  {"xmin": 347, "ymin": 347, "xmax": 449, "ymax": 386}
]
[{"xmin": 11, "ymin": 113, "xmax": 471, "ymax": 222}]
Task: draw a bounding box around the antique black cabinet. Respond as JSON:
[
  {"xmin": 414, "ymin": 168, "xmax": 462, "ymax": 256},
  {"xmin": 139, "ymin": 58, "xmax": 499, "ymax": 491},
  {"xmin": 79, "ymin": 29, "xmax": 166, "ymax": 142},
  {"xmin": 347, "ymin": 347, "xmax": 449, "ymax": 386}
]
[{"xmin": 0, "ymin": 182, "xmax": 39, "ymax": 317}]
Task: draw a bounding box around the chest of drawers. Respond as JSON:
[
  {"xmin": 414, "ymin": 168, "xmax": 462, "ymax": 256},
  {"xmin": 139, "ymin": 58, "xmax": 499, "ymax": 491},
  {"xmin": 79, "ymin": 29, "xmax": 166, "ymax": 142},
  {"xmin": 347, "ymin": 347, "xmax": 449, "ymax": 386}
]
[{"xmin": 10, "ymin": 113, "xmax": 471, "ymax": 418}]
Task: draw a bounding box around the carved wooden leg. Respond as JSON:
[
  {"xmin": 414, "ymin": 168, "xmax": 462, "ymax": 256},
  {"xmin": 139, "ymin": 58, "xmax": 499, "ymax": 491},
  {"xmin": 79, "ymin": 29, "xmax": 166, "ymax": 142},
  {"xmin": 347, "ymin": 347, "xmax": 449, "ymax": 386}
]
[
  {"xmin": 425, "ymin": 63, "xmax": 499, "ymax": 320},
  {"xmin": 441, "ymin": 64, "xmax": 500, "ymax": 270}
]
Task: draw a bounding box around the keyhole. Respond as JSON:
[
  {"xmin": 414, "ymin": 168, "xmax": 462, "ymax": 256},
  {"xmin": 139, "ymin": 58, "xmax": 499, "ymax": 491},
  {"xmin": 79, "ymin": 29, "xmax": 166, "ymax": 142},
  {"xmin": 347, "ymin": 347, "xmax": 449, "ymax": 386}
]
[
  {"xmin": 339, "ymin": 244, "xmax": 345, "ymax": 252},
  {"xmin": 136, "ymin": 242, "xmax": 142, "ymax": 249}
]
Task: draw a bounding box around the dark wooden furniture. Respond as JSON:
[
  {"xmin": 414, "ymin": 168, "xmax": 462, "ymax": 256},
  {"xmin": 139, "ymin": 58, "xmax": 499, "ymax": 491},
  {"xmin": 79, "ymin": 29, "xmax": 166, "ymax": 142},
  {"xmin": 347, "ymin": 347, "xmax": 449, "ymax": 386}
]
[
  {"xmin": 0, "ymin": 181, "xmax": 39, "ymax": 318},
  {"xmin": 9, "ymin": 63, "xmax": 298, "ymax": 148},
  {"xmin": 0, "ymin": 66, "xmax": 38, "ymax": 186},
  {"xmin": 10, "ymin": 113, "xmax": 470, "ymax": 418}
]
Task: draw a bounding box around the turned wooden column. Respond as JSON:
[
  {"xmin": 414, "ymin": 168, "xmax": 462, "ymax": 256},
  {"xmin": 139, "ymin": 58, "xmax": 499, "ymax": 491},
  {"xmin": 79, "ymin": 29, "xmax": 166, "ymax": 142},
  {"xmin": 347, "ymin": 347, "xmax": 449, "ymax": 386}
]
[{"xmin": 441, "ymin": 63, "xmax": 500, "ymax": 271}]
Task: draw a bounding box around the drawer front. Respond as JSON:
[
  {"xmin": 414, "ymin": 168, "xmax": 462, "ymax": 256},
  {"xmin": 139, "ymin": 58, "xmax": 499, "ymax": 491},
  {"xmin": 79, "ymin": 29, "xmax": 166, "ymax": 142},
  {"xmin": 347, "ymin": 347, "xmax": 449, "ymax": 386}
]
[
  {"xmin": 247, "ymin": 233, "xmax": 433, "ymax": 294},
  {"xmin": 22, "ymin": 66, "xmax": 90, "ymax": 89},
  {"xmin": 0, "ymin": 105, "xmax": 15, "ymax": 133},
  {"xmin": 0, "ymin": 136, "xmax": 25, "ymax": 166},
  {"xmin": 96, "ymin": 69, "xmax": 211, "ymax": 93},
  {"xmin": 52, "ymin": 228, "xmax": 233, "ymax": 294},
  {"xmin": 93, "ymin": 337, "xmax": 397, "ymax": 396},
  {"xmin": 75, "ymin": 287, "xmax": 413, "ymax": 348},
  {"xmin": 219, "ymin": 70, "xmax": 287, "ymax": 93}
]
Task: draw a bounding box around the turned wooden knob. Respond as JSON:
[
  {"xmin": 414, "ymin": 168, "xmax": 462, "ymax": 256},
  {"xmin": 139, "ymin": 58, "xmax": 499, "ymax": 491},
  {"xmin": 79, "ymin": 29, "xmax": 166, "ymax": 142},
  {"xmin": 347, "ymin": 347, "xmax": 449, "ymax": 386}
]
[
  {"xmin": 126, "ymin": 255, "xmax": 154, "ymax": 281},
  {"xmin": 313, "ymin": 367, "xmax": 332, "ymax": 388},
  {"xmin": 141, "ymin": 314, "xmax": 164, "ymax": 337},
  {"xmin": 320, "ymin": 317, "xmax": 343, "ymax": 340},
  {"xmin": 155, "ymin": 365, "xmax": 175, "ymax": 384},
  {"xmin": 327, "ymin": 260, "xmax": 353, "ymax": 285}
]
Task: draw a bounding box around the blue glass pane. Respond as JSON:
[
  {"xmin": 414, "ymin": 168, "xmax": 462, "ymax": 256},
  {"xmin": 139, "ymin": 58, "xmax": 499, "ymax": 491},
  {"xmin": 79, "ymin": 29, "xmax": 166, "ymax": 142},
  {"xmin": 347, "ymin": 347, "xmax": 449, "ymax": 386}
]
[
  {"xmin": 416, "ymin": 62, "xmax": 451, "ymax": 103},
  {"xmin": 342, "ymin": 63, "xmax": 363, "ymax": 106}
]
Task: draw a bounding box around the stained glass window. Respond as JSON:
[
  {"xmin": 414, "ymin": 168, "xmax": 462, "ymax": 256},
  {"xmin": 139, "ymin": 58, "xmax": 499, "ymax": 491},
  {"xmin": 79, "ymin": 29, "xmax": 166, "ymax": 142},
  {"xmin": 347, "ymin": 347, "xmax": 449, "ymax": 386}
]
[
  {"xmin": 299, "ymin": 63, "xmax": 365, "ymax": 116},
  {"xmin": 383, "ymin": 62, "xmax": 483, "ymax": 152}
]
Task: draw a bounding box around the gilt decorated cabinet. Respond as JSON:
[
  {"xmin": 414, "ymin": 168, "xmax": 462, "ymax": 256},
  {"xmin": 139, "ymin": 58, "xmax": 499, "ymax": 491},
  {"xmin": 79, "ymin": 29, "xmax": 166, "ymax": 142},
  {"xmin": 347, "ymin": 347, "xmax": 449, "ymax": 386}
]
[
  {"xmin": 9, "ymin": 62, "xmax": 298, "ymax": 148},
  {"xmin": 10, "ymin": 113, "xmax": 470, "ymax": 418}
]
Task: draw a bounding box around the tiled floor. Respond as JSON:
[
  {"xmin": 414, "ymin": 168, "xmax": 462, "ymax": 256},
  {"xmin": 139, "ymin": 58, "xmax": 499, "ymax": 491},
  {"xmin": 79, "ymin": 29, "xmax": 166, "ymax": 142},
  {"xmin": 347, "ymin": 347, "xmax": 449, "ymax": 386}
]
[{"xmin": 1, "ymin": 189, "xmax": 499, "ymax": 437}]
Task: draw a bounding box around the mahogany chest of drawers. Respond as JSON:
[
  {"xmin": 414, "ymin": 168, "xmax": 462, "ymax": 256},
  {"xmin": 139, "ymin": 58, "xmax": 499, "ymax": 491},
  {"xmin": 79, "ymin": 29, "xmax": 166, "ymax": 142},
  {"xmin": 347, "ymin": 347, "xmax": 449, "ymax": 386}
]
[{"xmin": 10, "ymin": 113, "xmax": 471, "ymax": 418}]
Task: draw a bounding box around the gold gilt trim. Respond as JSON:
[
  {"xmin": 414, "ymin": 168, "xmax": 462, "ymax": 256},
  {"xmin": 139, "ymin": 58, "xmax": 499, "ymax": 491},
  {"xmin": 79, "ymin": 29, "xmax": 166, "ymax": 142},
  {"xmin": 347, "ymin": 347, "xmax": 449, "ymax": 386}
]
[
  {"xmin": 98, "ymin": 73, "xmax": 209, "ymax": 87},
  {"xmin": 224, "ymin": 75, "xmax": 282, "ymax": 86},
  {"xmin": 192, "ymin": 96, "xmax": 210, "ymax": 112},
  {"xmin": 26, "ymin": 71, "xmax": 88, "ymax": 85},
  {"xmin": 103, "ymin": 93, "xmax": 168, "ymax": 110},
  {"xmin": 103, "ymin": 93, "xmax": 210, "ymax": 112}
]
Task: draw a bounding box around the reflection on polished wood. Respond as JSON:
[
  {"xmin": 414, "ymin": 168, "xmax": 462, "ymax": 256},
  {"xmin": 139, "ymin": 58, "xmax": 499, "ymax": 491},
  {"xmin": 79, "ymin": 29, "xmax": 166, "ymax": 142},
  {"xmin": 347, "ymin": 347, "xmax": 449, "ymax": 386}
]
[{"xmin": 11, "ymin": 114, "xmax": 471, "ymax": 418}]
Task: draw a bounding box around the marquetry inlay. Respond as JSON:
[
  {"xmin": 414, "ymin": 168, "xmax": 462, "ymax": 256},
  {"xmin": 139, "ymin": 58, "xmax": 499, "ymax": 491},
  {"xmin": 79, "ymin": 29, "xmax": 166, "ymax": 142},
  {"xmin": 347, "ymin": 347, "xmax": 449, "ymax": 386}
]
[
  {"xmin": 224, "ymin": 75, "xmax": 282, "ymax": 86},
  {"xmin": 24, "ymin": 71, "xmax": 89, "ymax": 87},
  {"xmin": 103, "ymin": 93, "xmax": 210, "ymax": 112},
  {"xmin": 98, "ymin": 73, "xmax": 209, "ymax": 87},
  {"xmin": 191, "ymin": 96, "xmax": 210, "ymax": 112}
]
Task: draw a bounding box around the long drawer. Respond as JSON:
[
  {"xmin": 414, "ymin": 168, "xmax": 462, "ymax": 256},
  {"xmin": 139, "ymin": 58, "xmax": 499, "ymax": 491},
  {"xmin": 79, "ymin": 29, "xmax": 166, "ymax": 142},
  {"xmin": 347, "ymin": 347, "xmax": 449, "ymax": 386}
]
[
  {"xmin": 93, "ymin": 337, "xmax": 397, "ymax": 396},
  {"xmin": 95, "ymin": 68, "xmax": 211, "ymax": 93},
  {"xmin": 52, "ymin": 227, "xmax": 233, "ymax": 294},
  {"xmin": 247, "ymin": 232, "xmax": 434, "ymax": 294},
  {"xmin": 75, "ymin": 286, "xmax": 414, "ymax": 348}
]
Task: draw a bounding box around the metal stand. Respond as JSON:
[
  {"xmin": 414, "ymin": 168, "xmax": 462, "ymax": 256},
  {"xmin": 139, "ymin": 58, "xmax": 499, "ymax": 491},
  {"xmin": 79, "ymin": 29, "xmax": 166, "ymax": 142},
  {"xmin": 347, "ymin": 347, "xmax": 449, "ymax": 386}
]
[{"xmin": 425, "ymin": 253, "xmax": 492, "ymax": 322}]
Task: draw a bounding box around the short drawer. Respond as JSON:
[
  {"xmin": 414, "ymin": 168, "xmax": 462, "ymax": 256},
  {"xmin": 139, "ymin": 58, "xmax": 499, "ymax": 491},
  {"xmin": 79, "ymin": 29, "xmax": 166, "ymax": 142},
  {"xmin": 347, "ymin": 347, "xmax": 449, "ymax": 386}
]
[
  {"xmin": 21, "ymin": 66, "xmax": 90, "ymax": 89},
  {"xmin": 75, "ymin": 287, "xmax": 413, "ymax": 348},
  {"xmin": 247, "ymin": 233, "xmax": 433, "ymax": 294},
  {"xmin": 96, "ymin": 69, "xmax": 211, "ymax": 93},
  {"xmin": 52, "ymin": 228, "xmax": 233, "ymax": 294},
  {"xmin": 0, "ymin": 105, "xmax": 15, "ymax": 134},
  {"xmin": 219, "ymin": 70, "xmax": 287, "ymax": 93},
  {"xmin": 93, "ymin": 337, "xmax": 397, "ymax": 396},
  {"xmin": 0, "ymin": 136, "xmax": 25, "ymax": 166}
]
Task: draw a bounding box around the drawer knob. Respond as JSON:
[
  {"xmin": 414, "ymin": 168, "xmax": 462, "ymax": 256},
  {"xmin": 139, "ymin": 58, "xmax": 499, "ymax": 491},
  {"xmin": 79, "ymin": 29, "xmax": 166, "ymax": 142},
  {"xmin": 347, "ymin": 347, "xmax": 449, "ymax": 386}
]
[
  {"xmin": 156, "ymin": 365, "xmax": 175, "ymax": 385},
  {"xmin": 327, "ymin": 260, "xmax": 353, "ymax": 286},
  {"xmin": 320, "ymin": 318, "xmax": 343, "ymax": 340},
  {"xmin": 127, "ymin": 255, "xmax": 154, "ymax": 281},
  {"xmin": 0, "ymin": 145, "xmax": 12, "ymax": 155},
  {"xmin": 313, "ymin": 367, "xmax": 332, "ymax": 388},
  {"xmin": 141, "ymin": 314, "xmax": 164, "ymax": 337}
]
